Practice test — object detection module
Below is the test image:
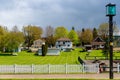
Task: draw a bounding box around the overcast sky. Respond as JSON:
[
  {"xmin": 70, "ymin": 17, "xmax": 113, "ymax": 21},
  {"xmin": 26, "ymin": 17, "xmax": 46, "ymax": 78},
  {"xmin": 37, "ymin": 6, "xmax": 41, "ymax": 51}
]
[{"xmin": 0, "ymin": 0, "xmax": 119, "ymax": 30}]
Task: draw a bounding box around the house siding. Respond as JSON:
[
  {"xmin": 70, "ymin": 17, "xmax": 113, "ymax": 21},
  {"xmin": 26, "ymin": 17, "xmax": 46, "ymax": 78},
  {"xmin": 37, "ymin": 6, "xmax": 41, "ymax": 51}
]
[{"xmin": 55, "ymin": 38, "xmax": 72, "ymax": 50}]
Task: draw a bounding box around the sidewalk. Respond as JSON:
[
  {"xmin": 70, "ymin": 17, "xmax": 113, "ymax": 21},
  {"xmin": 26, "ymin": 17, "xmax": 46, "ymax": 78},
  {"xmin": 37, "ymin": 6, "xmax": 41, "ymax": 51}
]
[{"xmin": 0, "ymin": 73, "xmax": 120, "ymax": 79}]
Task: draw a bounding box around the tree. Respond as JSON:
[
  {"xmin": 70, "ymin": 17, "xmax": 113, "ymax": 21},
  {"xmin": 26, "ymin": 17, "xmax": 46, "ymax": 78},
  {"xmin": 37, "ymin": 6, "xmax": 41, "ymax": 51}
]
[
  {"xmin": 0, "ymin": 26, "xmax": 8, "ymax": 52},
  {"xmin": 98, "ymin": 23, "xmax": 109, "ymax": 39},
  {"xmin": 103, "ymin": 37, "xmax": 109, "ymax": 59},
  {"xmin": 98, "ymin": 23, "xmax": 119, "ymax": 40},
  {"xmin": 23, "ymin": 25, "xmax": 43, "ymax": 49},
  {"xmin": 81, "ymin": 28, "xmax": 85, "ymax": 46},
  {"xmin": 77, "ymin": 30, "xmax": 81, "ymax": 46},
  {"xmin": 54, "ymin": 26, "xmax": 68, "ymax": 39},
  {"xmin": 31, "ymin": 26, "xmax": 43, "ymax": 40},
  {"xmin": 93, "ymin": 27, "xmax": 98, "ymax": 39},
  {"xmin": 81, "ymin": 29, "xmax": 93, "ymax": 44},
  {"xmin": 45, "ymin": 26, "xmax": 56, "ymax": 47},
  {"xmin": 42, "ymin": 43, "xmax": 48, "ymax": 56},
  {"xmin": 82, "ymin": 28, "xmax": 85, "ymax": 32},
  {"xmin": 46, "ymin": 36, "xmax": 57, "ymax": 47},
  {"xmin": 12, "ymin": 26, "xmax": 19, "ymax": 32},
  {"xmin": 45, "ymin": 26, "xmax": 54, "ymax": 37},
  {"xmin": 5, "ymin": 26, "xmax": 24, "ymax": 53},
  {"xmin": 68, "ymin": 29, "xmax": 79, "ymax": 46}
]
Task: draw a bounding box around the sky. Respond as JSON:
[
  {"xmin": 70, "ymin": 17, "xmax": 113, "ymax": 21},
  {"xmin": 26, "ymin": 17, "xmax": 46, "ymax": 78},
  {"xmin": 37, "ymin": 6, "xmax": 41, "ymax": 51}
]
[{"xmin": 0, "ymin": 0, "xmax": 119, "ymax": 31}]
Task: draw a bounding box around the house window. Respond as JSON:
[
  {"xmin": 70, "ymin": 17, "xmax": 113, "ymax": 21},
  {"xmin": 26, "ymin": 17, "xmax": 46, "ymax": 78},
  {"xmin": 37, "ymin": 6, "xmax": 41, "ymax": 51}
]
[
  {"xmin": 63, "ymin": 42, "xmax": 65, "ymax": 44},
  {"xmin": 59, "ymin": 45, "xmax": 61, "ymax": 47},
  {"xmin": 68, "ymin": 45, "xmax": 70, "ymax": 47}
]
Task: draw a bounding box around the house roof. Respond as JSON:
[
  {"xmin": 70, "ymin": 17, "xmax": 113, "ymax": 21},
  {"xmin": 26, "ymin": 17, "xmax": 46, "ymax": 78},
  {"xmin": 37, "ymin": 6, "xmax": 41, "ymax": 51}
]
[
  {"xmin": 91, "ymin": 36, "xmax": 105, "ymax": 45},
  {"xmin": 93, "ymin": 36, "xmax": 104, "ymax": 42},
  {"xmin": 57, "ymin": 38, "xmax": 71, "ymax": 42},
  {"xmin": 34, "ymin": 39, "xmax": 45, "ymax": 42}
]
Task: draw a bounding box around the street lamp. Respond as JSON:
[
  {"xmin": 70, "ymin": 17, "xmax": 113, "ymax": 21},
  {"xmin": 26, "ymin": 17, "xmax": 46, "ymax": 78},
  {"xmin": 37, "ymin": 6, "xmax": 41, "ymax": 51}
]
[
  {"xmin": 106, "ymin": 3, "xmax": 116, "ymax": 79},
  {"xmin": 106, "ymin": 3, "xmax": 116, "ymax": 16}
]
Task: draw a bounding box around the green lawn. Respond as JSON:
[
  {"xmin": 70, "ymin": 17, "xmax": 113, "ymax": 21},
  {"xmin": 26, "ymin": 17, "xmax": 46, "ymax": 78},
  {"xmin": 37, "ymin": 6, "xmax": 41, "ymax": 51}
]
[
  {"xmin": 0, "ymin": 79, "xmax": 108, "ymax": 80},
  {"xmin": 0, "ymin": 79, "xmax": 114, "ymax": 80},
  {"xmin": 0, "ymin": 48, "xmax": 104, "ymax": 65}
]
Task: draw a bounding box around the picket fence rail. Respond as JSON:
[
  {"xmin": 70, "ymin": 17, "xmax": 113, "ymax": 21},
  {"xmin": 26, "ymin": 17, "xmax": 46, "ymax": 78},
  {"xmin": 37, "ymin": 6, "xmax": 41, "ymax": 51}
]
[{"xmin": 0, "ymin": 64, "xmax": 99, "ymax": 74}]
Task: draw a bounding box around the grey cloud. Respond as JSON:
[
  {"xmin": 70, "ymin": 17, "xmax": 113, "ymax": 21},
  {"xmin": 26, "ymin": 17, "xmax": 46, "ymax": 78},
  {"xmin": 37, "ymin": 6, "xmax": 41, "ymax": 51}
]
[{"xmin": 0, "ymin": 0, "xmax": 119, "ymax": 30}]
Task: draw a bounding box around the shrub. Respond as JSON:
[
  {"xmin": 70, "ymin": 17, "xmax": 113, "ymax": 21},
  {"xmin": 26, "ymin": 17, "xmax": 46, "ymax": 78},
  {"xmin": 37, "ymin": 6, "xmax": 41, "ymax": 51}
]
[
  {"xmin": 34, "ymin": 51, "xmax": 38, "ymax": 56},
  {"xmin": 42, "ymin": 43, "xmax": 48, "ymax": 56},
  {"xmin": 27, "ymin": 49, "xmax": 32, "ymax": 52}
]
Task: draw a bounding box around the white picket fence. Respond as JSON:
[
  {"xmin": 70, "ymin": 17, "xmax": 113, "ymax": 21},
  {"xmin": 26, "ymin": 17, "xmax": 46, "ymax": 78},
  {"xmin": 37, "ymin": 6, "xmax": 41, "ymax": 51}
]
[
  {"xmin": 117, "ymin": 63, "xmax": 120, "ymax": 73},
  {"xmin": 0, "ymin": 64, "xmax": 99, "ymax": 74}
]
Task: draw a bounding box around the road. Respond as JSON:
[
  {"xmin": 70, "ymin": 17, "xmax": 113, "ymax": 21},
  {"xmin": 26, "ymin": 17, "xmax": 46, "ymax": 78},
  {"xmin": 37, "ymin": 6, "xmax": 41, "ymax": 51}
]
[{"xmin": 0, "ymin": 73, "xmax": 120, "ymax": 79}]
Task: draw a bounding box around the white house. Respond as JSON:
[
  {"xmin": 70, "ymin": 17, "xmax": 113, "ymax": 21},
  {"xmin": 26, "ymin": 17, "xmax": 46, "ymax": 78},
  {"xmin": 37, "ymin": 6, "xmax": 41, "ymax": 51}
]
[{"xmin": 55, "ymin": 38, "xmax": 72, "ymax": 51}]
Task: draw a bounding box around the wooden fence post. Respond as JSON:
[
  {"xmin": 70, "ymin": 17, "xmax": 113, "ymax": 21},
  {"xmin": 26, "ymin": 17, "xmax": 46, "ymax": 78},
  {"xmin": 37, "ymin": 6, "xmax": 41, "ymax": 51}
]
[
  {"xmin": 14, "ymin": 64, "xmax": 16, "ymax": 74},
  {"xmin": 117, "ymin": 63, "xmax": 119, "ymax": 73},
  {"xmin": 31, "ymin": 64, "xmax": 34, "ymax": 74},
  {"xmin": 65, "ymin": 63, "xmax": 67, "ymax": 74},
  {"xmin": 82, "ymin": 63, "xmax": 85, "ymax": 73},
  {"xmin": 48, "ymin": 64, "xmax": 50, "ymax": 74},
  {"xmin": 97, "ymin": 63, "xmax": 100, "ymax": 74}
]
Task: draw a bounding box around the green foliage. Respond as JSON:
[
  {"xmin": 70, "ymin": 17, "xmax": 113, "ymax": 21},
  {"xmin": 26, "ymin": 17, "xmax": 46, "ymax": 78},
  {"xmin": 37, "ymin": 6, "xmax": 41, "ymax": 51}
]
[
  {"xmin": 0, "ymin": 26, "xmax": 24, "ymax": 53},
  {"xmin": 102, "ymin": 37, "xmax": 109, "ymax": 59},
  {"xmin": 98, "ymin": 23, "xmax": 109, "ymax": 39},
  {"xmin": 68, "ymin": 30, "xmax": 79, "ymax": 46},
  {"xmin": 42, "ymin": 43, "xmax": 48, "ymax": 56},
  {"xmin": 5, "ymin": 26, "xmax": 24, "ymax": 53},
  {"xmin": 0, "ymin": 26, "xmax": 7, "ymax": 51},
  {"xmin": 54, "ymin": 26, "xmax": 68, "ymax": 39},
  {"xmin": 46, "ymin": 36, "xmax": 57, "ymax": 47},
  {"xmin": 93, "ymin": 28, "xmax": 98, "ymax": 39},
  {"xmin": 81, "ymin": 29, "xmax": 93, "ymax": 44},
  {"xmin": 23, "ymin": 25, "xmax": 43, "ymax": 48}
]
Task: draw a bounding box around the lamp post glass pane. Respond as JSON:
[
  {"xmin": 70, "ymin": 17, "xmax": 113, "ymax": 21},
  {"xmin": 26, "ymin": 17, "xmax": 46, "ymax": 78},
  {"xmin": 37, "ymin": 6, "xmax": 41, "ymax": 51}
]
[{"xmin": 106, "ymin": 5, "xmax": 116, "ymax": 16}]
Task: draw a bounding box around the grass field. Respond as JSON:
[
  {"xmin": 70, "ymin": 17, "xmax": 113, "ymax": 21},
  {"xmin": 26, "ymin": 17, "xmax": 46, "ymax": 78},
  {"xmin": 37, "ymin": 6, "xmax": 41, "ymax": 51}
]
[
  {"xmin": 0, "ymin": 48, "xmax": 119, "ymax": 65},
  {"xmin": 0, "ymin": 79, "xmax": 114, "ymax": 80},
  {"xmin": 0, "ymin": 79, "xmax": 103, "ymax": 80}
]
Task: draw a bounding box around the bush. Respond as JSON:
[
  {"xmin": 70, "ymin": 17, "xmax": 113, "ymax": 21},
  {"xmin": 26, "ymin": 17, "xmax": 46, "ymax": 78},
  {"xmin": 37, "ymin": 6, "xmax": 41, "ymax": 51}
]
[
  {"xmin": 27, "ymin": 49, "xmax": 32, "ymax": 52},
  {"xmin": 42, "ymin": 44, "xmax": 48, "ymax": 56},
  {"xmin": 34, "ymin": 51, "xmax": 38, "ymax": 56}
]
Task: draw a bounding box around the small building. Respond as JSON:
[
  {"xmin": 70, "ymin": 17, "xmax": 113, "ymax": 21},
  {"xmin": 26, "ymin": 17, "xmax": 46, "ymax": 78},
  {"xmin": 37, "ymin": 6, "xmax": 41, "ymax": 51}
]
[
  {"xmin": 91, "ymin": 37, "xmax": 105, "ymax": 49},
  {"xmin": 32, "ymin": 39, "xmax": 45, "ymax": 48},
  {"xmin": 38, "ymin": 48, "xmax": 60, "ymax": 56},
  {"xmin": 55, "ymin": 38, "xmax": 72, "ymax": 51},
  {"xmin": 84, "ymin": 45, "xmax": 92, "ymax": 51},
  {"xmin": 31, "ymin": 39, "xmax": 45, "ymax": 52}
]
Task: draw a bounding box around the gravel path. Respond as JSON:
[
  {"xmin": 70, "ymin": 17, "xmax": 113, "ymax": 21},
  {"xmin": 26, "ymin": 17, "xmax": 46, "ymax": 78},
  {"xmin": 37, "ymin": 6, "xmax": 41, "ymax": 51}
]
[{"xmin": 0, "ymin": 73, "xmax": 120, "ymax": 79}]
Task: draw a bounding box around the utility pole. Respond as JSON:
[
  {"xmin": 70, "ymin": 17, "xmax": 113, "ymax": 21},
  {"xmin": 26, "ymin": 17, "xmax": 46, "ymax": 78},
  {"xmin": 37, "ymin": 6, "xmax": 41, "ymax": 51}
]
[{"xmin": 106, "ymin": 3, "xmax": 116, "ymax": 79}]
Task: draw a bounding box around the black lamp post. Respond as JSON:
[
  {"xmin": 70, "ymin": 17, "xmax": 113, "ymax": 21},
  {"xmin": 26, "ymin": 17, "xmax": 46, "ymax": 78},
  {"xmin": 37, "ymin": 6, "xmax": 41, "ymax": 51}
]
[{"xmin": 106, "ymin": 3, "xmax": 116, "ymax": 79}]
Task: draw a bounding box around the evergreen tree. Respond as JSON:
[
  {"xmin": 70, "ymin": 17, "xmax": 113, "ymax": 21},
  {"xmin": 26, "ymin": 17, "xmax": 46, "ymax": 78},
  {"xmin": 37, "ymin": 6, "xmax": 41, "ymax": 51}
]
[{"xmin": 93, "ymin": 27, "xmax": 98, "ymax": 39}]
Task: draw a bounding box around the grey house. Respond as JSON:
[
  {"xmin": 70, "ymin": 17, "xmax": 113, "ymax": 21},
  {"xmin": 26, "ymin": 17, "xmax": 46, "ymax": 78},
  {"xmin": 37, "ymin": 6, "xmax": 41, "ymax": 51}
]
[{"xmin": 55, "ymin": 38, "xmax": 72, "ymax": 51}]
